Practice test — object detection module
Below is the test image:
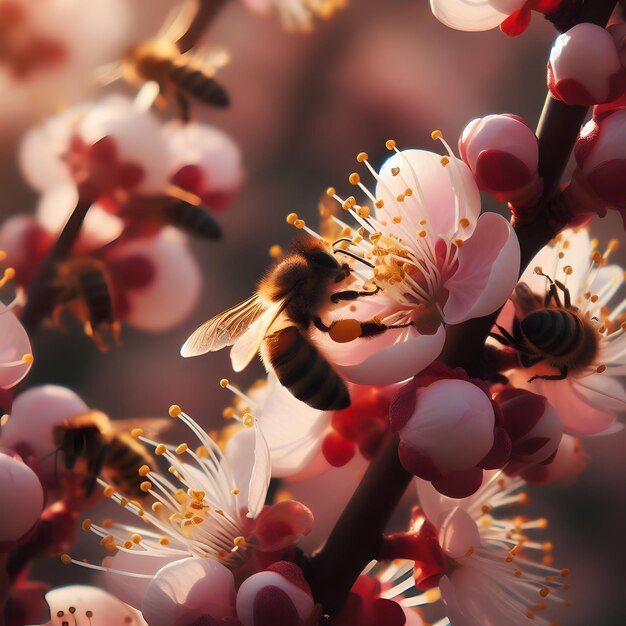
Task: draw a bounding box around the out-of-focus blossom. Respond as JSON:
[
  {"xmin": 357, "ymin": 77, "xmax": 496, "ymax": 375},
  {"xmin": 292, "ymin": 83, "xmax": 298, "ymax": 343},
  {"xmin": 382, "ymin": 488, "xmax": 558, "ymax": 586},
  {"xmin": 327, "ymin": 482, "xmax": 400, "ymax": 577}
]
[
  {"xmin": 429, "ymin": 0, "xmax": 561, "ymax": 37},
  {"xmin": 243, "ymin": 0, "xmax": 346, "ymax": 32},
  {"xmin": 495, "ymin": 388, "xmax": 563, "ymax": 468},
  {"xmin": 521, "ymin": 433, "xmax": 588, "ymax": 485},
  {"xmin": 494, "ymin": 228, "xmax": 626, "ymax": 435},
  {"xmin": 0, "ymin": 298, "xmax": 33, "ymax": 390},
  {"xmin": 32, "ymin": 585, "xmax": 147, "ymax": 626},
  {"xmin": 572, "ymin": 109, "xmax": 626, "ymax": 226},
  {"xmin": 459, "ymin": 114, "xmax": 542, "ymax": 207},
  {"xmin": 548, "ymin": 23, "xmax": 626, "ymax": 106},
  {"xmin": 390, "ymin": 364, "xmax": 511, "ymax": 497},
  {"xmin": 236, "ymin": 561, "xmax": 314, "ymax": 626},
  {"xmin": 141, "ymin": 558, "xmax": 239, "ymax": 626},
  {"xmin": 0, "ymin": 451, "xmax": 44, "ymax": 551},
  {"xmin": 313, "ymin": 138, "xmax": 519, "ymax": 386},
  {"xmin": 166, "ymin": 121, "xmax": 244, "ymax": 212},
  {"xmin": 413, "ymin": 472, "xmax": 570, "ymax": 625}
]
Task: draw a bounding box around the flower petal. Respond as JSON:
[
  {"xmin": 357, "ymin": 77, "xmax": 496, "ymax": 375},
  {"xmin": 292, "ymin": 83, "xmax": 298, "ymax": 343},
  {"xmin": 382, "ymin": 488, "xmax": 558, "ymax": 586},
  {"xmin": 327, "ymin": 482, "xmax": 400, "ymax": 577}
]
[{"xmin": 430, "ymin": 0, "xmax": 524, "ymax": 32}]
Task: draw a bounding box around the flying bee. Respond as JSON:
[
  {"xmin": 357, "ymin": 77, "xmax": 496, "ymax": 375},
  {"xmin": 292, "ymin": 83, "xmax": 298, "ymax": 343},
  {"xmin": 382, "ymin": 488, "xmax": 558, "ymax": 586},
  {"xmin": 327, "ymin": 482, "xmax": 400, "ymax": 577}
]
[
  {"xmin": 181, "ymin": 234, "xmax": 413, "ymax": 410},
  {"xmin": 490, "ymin": 270, "xmax": 600, "ymax": 382},
  {"xmin": 100, "ymin": 0, "xmax": 229, "ymax": 121},
  {"xmin": 52, "ymin": 412, "xmax": 165, "ymax": 499},
  {"xmin": 53, "ymin": 256, "xmax": 121, "ymax": 351}
]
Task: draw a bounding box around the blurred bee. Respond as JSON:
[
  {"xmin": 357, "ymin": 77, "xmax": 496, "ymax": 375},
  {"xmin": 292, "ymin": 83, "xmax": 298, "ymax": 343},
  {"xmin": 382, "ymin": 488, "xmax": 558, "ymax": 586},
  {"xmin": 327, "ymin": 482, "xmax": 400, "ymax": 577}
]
[
  {"xmin": 490, "ymin": 270, "xmax": 599, "ymax": 382},
  {"xmin": 52, "ymin": 412, "xmax": 165, "ymax": 499},
  {"xmin": 100, "ymin": 0, "xmax": 229, "ymax": 121},
  {"xmin": 181, "ymin": 234, "xmax": 412, "ymax": 410},
  {"xmin": 53, "ymin": 257, "xmax": 121, "ymax": 351}
]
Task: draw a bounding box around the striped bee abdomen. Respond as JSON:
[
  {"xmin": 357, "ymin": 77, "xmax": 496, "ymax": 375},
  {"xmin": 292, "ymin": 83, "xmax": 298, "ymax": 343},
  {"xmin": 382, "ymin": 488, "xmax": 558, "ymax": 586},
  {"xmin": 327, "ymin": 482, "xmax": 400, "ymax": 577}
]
[
  {"xmin": 170, "ymin": 66, "xmax": 230, "ymax": 108},
  {"xmin": 521, "ymin": 309, "xmax": 581, "ymax": 356},
  {"xmin": 78, "ymin": 268, "xmax": 115, "ymax": 325},
  {"xmin": 265, "ymin": 326, "xmax": 350, "ymax": 410},
  {"xmin": 163, "ymin": 201, "xmax": 222, "ymax": 240}
]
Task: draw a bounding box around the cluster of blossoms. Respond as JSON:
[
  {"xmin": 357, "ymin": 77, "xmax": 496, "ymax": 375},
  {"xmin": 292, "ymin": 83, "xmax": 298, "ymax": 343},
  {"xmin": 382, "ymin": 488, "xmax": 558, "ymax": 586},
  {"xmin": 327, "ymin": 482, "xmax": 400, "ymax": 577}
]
[{"xmin": 2, "ymin": 1, "xmax": 626, "ymax": 626}]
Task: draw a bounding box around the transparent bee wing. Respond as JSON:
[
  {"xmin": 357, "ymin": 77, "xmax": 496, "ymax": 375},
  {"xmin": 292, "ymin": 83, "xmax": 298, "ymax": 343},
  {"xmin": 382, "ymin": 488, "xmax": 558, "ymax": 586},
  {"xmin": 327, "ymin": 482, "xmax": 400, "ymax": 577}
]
[
  {"xmin": 92, "ymin": 61, "xmax": 123, "ymax": 87},
  {"xmin": 230, "ymin": 299, "xmax": 287, "ymax": 372},
  {"xmin": 158, "ymin": 0, "xmax": 200, "ymax": 42},
  {"xmin": 192, "ymin": 46, "xmax": 231, "ymax": 74},
  {"xmin": 181, "ymin": 293, "xmax": 269, "ymax": 358}
]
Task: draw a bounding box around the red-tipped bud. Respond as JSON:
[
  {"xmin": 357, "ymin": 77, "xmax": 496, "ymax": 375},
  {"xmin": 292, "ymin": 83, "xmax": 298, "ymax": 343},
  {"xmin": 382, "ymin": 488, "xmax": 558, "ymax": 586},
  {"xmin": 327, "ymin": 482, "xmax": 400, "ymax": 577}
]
[
  {"xmin": 459, "ymin": 114, "xmax": 541, "ymax": 207},
  {"xmin": 236, "ymin": 562, "xmax": 314, "ymax": 626},
  {"xmin": 548, "ymin": 23, "xmax": 626, "ymax": 106},
  {"xmin": 496, "ymin": 388, "xmax": 563, "ymax": 467}
]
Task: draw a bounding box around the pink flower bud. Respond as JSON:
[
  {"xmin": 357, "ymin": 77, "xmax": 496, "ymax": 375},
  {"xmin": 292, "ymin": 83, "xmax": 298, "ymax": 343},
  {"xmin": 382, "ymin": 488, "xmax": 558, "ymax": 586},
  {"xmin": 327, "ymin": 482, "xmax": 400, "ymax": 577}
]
[
  {"xmin": 236, "ymin": 562, "xmax": 314, "ymax": 626},
  {"xmin": 459, "ymin": 114, "xmax": 541, "ymax": 205},
  {"xmin": 250, "ymin": 500, "xmax": 314, "ymax": 552},
  {"xmin": 573, "ymin": 109, "xmax": 626, "ymax": 226},
  {"xmin": 496, "ymin": 388, "xmax": 563, "ymax": 466},
  {"xmin": 548, "ymin": 23, "xmax": 626, "ymax": 106},
  {"xmin": 0, "ymin": 451, "xmax": 44, "ymax": 550},
  {"xmin": 391, "ymin": 379, "xmax": 495, "ymax": 495},
  {"xmin": 521, "ymin": 434, "xmax": 587, "ymax": 485}
]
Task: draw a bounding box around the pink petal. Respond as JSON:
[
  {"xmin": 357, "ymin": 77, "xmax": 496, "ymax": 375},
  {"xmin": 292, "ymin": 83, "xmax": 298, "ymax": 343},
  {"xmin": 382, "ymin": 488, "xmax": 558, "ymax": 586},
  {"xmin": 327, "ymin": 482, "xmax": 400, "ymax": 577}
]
[
  {"xmin": 438, "ymin": 506, "xmax": 481, "ymax": 558},
  {"xmin": 0, "ymin": 302, "xmax": 32, "ymax": 389},
  {"xmin": 141, "ymin": 558, "xmax": 237, "ymax": 626},
  {"xmin": 443, "ymin": 213, "xmax": 519, "ymax": 324},
  {"xmin": 430, "ymin": 0, "xmax": 524, "ymax": 32}
]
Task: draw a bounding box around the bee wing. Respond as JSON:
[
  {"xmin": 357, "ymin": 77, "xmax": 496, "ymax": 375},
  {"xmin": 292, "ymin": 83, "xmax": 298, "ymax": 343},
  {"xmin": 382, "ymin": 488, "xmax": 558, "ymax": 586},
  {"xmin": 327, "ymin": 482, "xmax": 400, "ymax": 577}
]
[
  {"xmin": 230, "ymin": 298, "xmax": 288, "ymax": 372},
  {"xmin": 181, "ymin": 293, "xmax": 269, "ymax": 358},
  {"xmin": 92, "ymin": 61, "xmax": 124, "ymax": 87},
  {"xmin": 158, "ymin": 0, "xmax": 200, "ymax": 42},
  {"xmin": 191, "ymin": 46, "xmax": 231, "ymax": 75}
]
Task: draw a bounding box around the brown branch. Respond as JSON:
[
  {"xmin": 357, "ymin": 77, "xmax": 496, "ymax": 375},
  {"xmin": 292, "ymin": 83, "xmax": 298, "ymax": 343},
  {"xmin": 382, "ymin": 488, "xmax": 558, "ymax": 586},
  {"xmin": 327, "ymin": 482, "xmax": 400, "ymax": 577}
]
[
  {"xmin": 20, "ymin": 200, "xmax": 91, "ymax": 335},
  {"xmin": 306, "ymin": 0, "xmax": 618, "ymax": 617},
  {"xmin": 175, "ymin": 0, "xmax": 230, "ymax": 53}
]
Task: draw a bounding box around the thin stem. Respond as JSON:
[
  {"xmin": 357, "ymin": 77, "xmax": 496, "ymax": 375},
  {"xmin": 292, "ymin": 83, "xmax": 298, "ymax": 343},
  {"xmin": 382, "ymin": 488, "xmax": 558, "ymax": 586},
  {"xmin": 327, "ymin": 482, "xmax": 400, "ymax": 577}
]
[
  {"xmin": 20, "ymin": 200, "xmax": 91, "ymax": 335},
  {"xmin": 175, "ymin": 0, "xmax": 230, "ymax": 53},
  {"xmin": 306, "ymin": 0, "xmax": 618, "ymax": 617}
]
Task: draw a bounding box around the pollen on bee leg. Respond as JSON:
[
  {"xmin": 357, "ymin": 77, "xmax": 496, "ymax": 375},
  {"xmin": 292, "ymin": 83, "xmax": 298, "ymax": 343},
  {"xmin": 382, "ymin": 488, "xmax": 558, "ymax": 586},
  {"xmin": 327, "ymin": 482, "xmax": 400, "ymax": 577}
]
[{"xmin": 329, "ymin": 319, "xmax": 362, "ymax": 343}]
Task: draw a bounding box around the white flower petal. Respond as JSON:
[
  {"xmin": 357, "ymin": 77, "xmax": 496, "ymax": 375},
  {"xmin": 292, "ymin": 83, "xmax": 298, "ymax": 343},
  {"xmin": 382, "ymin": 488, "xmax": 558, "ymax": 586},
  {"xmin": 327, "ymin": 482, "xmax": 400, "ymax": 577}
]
[{"xmin": 430, "ymin": 0, "xmax": 524, "ymax": 32}]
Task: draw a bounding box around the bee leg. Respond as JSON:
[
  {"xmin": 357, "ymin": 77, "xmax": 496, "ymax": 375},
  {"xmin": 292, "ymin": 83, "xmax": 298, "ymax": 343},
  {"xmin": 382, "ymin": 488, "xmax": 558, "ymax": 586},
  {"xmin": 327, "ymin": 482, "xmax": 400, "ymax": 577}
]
[
  {"xmin": 313, "ymin": 315, "xmax": 414, "ymax": 342},
  {"xmin": 176, "ymin": 91, "xmax": 191, "ymax": 123},
  {"xmin": 536, "ymin": 271, "xmax": 563, "ymax": 308},
  {"xmin": 85, "ymin": 441, "xmax": 107, "ymax": 497},
  {"xmin": 528, "ymin": 366, "xmax": 568, "ymax": 383},
  {"xmin": 520, "ymin": 354, "xmax": 544, "ymax": 368},
  {"xmin": 330, "ymin": 286, "xmax": 381, "ymax": 303},
  {"xmin": 554, "ymin": 280, "xmax": 572, "ymax": 308},
  {"xmin": 358, "ymin": 320, "xmax": 414, "ymax": 337}
]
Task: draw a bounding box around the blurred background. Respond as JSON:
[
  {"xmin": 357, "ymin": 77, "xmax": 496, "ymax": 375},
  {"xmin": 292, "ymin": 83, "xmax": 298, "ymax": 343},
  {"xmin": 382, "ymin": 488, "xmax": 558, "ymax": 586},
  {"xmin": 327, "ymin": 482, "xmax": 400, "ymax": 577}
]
[{"xmin": 1, "ymin": 0, "xmax": 625, "ymax": 623}]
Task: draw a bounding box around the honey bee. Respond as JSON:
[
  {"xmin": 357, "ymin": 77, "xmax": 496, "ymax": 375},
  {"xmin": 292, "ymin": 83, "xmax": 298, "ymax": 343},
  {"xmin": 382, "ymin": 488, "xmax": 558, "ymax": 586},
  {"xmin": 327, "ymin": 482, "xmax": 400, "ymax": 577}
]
[
  {"xmin": 181, "ymin": 234, "xmax": 412, "ymax": 410},
  {"xmin": 53, "ymin": 257, "xmax": 121, "ymax": 351},
  {"xmin": 490, "ymin": 271, "xmax": 600, "ymax": 382},
  {"xmin": 103, "ymin": 0, "xmax": 230, "ymax": 121},
  {"xmin": 52, "ymin": 411, "xmax": 163, "ymax": 499}
]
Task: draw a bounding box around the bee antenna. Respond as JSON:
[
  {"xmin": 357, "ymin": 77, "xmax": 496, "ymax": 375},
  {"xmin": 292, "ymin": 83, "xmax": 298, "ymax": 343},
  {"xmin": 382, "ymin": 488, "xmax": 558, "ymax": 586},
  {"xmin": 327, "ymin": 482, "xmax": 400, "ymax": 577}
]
[{"xmin": 333, "ymin": 248, "xmax": 375, "ymax": 269}]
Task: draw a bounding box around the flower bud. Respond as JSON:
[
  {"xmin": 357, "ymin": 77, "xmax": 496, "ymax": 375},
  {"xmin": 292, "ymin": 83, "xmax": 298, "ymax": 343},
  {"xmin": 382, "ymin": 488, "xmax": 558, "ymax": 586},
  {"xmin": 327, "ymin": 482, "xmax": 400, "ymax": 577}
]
[
  {"xmin": 548, "ymin": 23, "xmax": 626, "ymax": 106},
  {"xmin": 495, "ymin": 388, "xmax": 563, "ymax": 466},
  {"xmin": 0, "ymin": 300, "xmax": 33, "ymax": 389},
  {"xmin": 0, "ymin": 451, "xmax": 44, "ymax": 550},
  {"xmin": 459, "ymin": 114, "xmax": 541, "ymax": 206},
  {"xmin": 521, "ymin": 434, "xmax": 587, "ymax": 485},
  {"xmin": 573, "ymin": 109, "xmax": 626, "ymax": 226},
  {"xmin": 391, "ymin": 378, "xmax": 495, "ymax": 497},
  {"xmin": 236, "ymin": 562, "xmax": 314, "ymax": 626},
  {"xmin": 250, "ymin": 500, "xmax": 314, "ymax": 552}
]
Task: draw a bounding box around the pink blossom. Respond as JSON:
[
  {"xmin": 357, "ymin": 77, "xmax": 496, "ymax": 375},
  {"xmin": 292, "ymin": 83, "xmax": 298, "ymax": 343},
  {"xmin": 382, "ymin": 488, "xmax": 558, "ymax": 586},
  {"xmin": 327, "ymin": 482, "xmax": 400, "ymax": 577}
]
[
  {"xmin": 34, "ymin": 585, "xmax": 147, "ymax": 626},
  {"xmin": 236, "ymin": 561, "xmax": 314, "ymax": 626},
  {"xmin": 0, "ymin": 451, "xmax": 44, "ymax": 551},
  {"xmin": 459, "ymin": 114, "xmax": 542, "ymax": 207},
  {"xmin": 0, "ymin": 299, "xmax": 33, "ymax": 389},
  {"xmin": 521, "ymin": 433, "xmax": 588, "ymax": 485},
  {"xmin": 494, "ymin": 228, "xmax": 626, "ymax": 435},
  {"xmin": 548, "ymin": 23, "xmax": 626, "ymax": 106},
  {"xmin": 314, "ymin": 141, "xmax": 519, "ymax": 386}
]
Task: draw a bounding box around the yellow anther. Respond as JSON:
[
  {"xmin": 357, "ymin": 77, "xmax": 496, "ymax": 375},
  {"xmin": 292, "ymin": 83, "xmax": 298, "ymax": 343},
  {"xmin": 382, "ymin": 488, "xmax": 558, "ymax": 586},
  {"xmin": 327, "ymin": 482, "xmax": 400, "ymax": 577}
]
[
  {"xmin": 375, "ymin": 199, "xmax": 384, "ymax": 208},
  {"xmin": 440, "ymin": 156, "xmax": 449, "ymax": 166},
  {"xmin": 223, "ymin": 407, "xmax": 236, "ymax": 420},
  {"xmin": 21, "ymin": 354, "xmax": 34, "ymax": 365},
  {"xmin": 419, "ymin": 218, "xmax": 427, "ymax": 225},
  {"xmin": 329, "ymin": 319, "xmax": 363, "ymax": 343},
  {"xmin": 81, "ymin": 519, "xmax": 92, "ymax": 531},
  {"xmin": 465, "ymin": 547, "xmax": 474, "ymax": 557},
  {"xmin": 130, "ymin": 428, "xmax": 143, "ymax": 438},
  {"xmin": 159, "ymin": 537, "xmax": 170, "ymax": 545},
  {"xmin": 294, "ymin": 219, "xmax": 305, "ymax": 229},
  {"xmin": 537, "ymin": 518, "xmax": 548, "ymax": 528},
  {"xmin": 131, "ymin": 533, "xmax": 142, "ymax": 544},
  {"xmin": 231, "ymin": 488, "xmax": 241, "ymax": 495},
  {"xmin": 459, "ymin": 217, "xmax": 470, "ymax": 228},
  {"xmin": 357, "ymin": 207, "xmax": 370, "ymax": 218},
  {"xmin": 168, "ymin": 466, "xmax": 177, "ymax": 474},
  {"xmin": 404, "ymin": 188, "xmax": 413, "ymax": 196},
  {"xmin": 140, "ymin": 481, "xmax": 152, "ymax": 493},
  {"xmin": 391, "ymin": 167, "xmax": 400, "ymax": 176},
  {"xmin": 3, "ymin": 267, "xmax": 15, "ymax": 280},
  {"xmin": 392, "ymin": 216, "xmax": 402, "ymax": 224},
  {"xmin": 453, "ymin": 239, "xmax": 464, "ymax": 247},
  {"xmin": 342, "ymin": 196, "xmax": 356, "ymax": 210},
  {"xmin": 175, "ymin": 443, "xmax": 188, "ymax": 455},
  {"xmin": 196, "ymin": 446, "xmax": 209, "ymax": 458},
  {"xmin": 326, "ymin": 186, "xmax": 336, "ymax": 197},
  {"xmin": 534, "ymin": 266, "xmax": 543, "ymax": 274},
  {"xmin": 596, "ymin": 364, "xmax": 607, "ymax": 374},
  {"xmin": 539, "ymin": 588, "xmax": 550, "ymax": 598},
  {"xmin": 514, "ymin": 568, "xmax": 522, "ymax": 577},
  {"xmin": 418, "ymin": 230, "xmax": 427, "ymax": 238},
  {"xmin": 431, "ymin": 129, "xmax": 443, "ymax": 140},
  {"xmin": 243, "ymin": 413, "xmax": 254, "ymax": 428},
  {"xmin": 590, "ymin": 294, "xmax": 598, "ymax": 303},
  {"xmin": 0, "ymin": 250, "xmax": 6, "ymax": 262},
  {"xmin": 356, "ymin": 152, "xmax": 368, "ymax": 163},
  {"xmin": 233, "ymin": 535, "xmax": 246, "ymax": 547},
  {"xmin": 286, "ymin": 212, "xmax": 298, "ymax": 224},
  {"xmin": 560, "ymin": 568, "xmax": 570, "ymax": 578},
  {"xmin": 385, "ymin": 139, "xmax": 397, "ymax": 150},
  {"xmin": 396, "ymin": 194, "xmax": 405, "ymax": 202},
  {"xmin": 558, "ymin": 251, "xmax": 565, "ymax": 259},
  {"xmin": 101, "ymin": 518, "xmax": 113, "ymax": 528},
  {"xmin": 155, "ymin": 444, "xmax": 167, "ymax": 455},
  {"xmin": 169, "ymin": 404, "xmax": 182, "ymax": 418},
  {"xmin": 607, "ymin": 239, "xmax": 619, "ymax": 253},
  {"xmin": 269, "ymin": 244, "xmax": 282, "ymax": 258},
  {"xmin": 349, "ymin": 172, "xmax": 361, "ymax": 185},
  {"xmin": 219, "ymin": 378, "xmax": 230, "ymax": 389},
  {"xmin": 138, "ymin": 465, "xmax": 151, "ymax": 477},
  {"xmin": 123, "ymin": 540, "xmax": 132, "ymax": 549},
  {"xmin": 61, "ymin": 554, "xmax": 72, "ymax": 565},
  {"xmin": 152, "ymin": 502, "xmax": 164, "ymax": 512},
  {"xmin": 103, "ymin": 486, "xmax": 115, "ymax": 497},
  {"xmin": 563, "ymin": 265, "xmax": 573, "ymax": 275}
]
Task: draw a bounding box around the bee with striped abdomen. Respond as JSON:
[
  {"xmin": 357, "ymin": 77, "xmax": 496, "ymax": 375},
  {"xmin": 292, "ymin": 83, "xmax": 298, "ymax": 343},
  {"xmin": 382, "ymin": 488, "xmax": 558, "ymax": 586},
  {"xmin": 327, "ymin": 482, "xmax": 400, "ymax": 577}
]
[
  {"xmin": 181, "ymin": 234, "xmax": 413, "ymax": 410},
  {"xmin": 53, "ymin": 257, "xmax": 121, "ymax": 351},
  {"xmin": 490, "ymin": 270, "xmax": 600, "ymax": 382}
]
